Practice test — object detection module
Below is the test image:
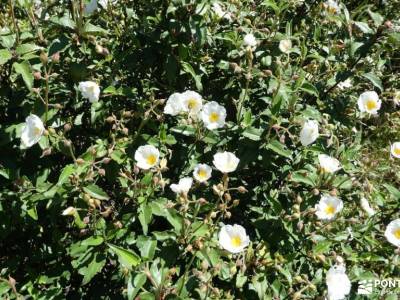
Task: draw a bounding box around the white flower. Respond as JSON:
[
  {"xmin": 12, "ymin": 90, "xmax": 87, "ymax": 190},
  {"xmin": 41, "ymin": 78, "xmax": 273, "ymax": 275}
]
[
  {"xmin": 170, "ymin": 177, "xmax": 193, "ymax": 195},
  {"xmin": 20, "ymin": 114, "xmax": 45, "ymax": 149},
  {"xmin": 243, "ymin": 33, "xmax": 257, "ymax": 47},
  {"xmin": 279, "ymin": 39, "xmax": 292, "ymax": 54},
  {"xmin": 315, "ymin": 194, "xmax": 343, "ymax": 220},
  {"xmin": 324, "ymin": 0, "xmax": 340, "ymax": 15},
  {"xmin": 360, "ymin": 197, "xmax": 375, "ymax": 217},
  {"xmin": 180, "ymin": 91, "xmax": 203, "ymax": 114},
  {"xmin": 84, "ymin": 0, "xmax": 98, "ymax": 14},
  {"xmin": 385, "ymin": 219, "xmax": 400, "ymax": 247},
  {"xmin": 78, "ymin": 81, "xmax": 100, "ymax": 103},
  {"xmin": 326, "ymin": 265, "xmax": 351, "ymax": 300},
  {"xmin": 62, "ymin": 206, "xmax": 77, "ymax": 216},
  {"xmin": 299, "ymin": 120, "xmax": 319, "ymax": 146},
  {"xmin": 337, "ymin": 78, "xmax": 352, "ymax": 90},
  {"xmin": 134, "ymin": 145, "xmax": 160, "ymax": 170},
  {"xmin": 98, "ymin": 0, "xmax": 116, "ymax": 7},
  {"xmin": 218, "ymin": 224, "xmax": 250, "ymax": 254},
  {"xmin": 357, "ymin": 91, "xmax": 381, "ymax": 114},
  {"xmin": 212, "ymin": 2, "xmax": 232, "ymax": 21},
  {"xmin": 393, "ymin": 91, "xmax": 400, "ymax": 106},
  {"xmin": 213, "ymin": 151, "xmax": 239, "ymax": 173},
  {"xmin": 164, "ymin": 93, "xmax": 184, "ymax": 116},
  {"xmin": 201, "ymin": 101, "xmax": 227, "ymax": 130},
  {"xmin": 391, "ymin": 142, "xmax": 400, "ymax": 158},
  {"xmin": 193, "ymin": 164, "xmax": 212, "ymax": 182},
  {"xmin": 318, "ymin": 154, "xmax": 341, "ymax": 173}
]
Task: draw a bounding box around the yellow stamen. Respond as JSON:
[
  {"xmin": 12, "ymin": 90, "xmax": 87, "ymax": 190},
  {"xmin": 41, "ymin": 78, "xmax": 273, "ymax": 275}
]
[
  {"xmin": 394, "ymin": 148, "xmax": 400, "ymax": 156},
  {"xmin": 187, "ymin": 98, "xmax": 197, "ymax": 110},
  {"xmin": 324, "ymin": 205, "xmax": 335, "ymax": 215},
  {"xmin": 394, "ymin": 229, "xmax": 400, "ymax": 239},
  {"xmin": 146, "ymin": 154, "xmax": 157, "ymax": 165},
  {"xmin": 231, "ymin": 236, "xmax": 242, "ymax": 247},
  {"xmin": 366, "ymin": 99, "xmax": 377, "ymax": 111},
  {"xmin": 209, "ymin": 112, "xmax": 219, "ymax": 123},
  {"xmin": 198, "ymin": 169, "xmax": 208, "ymax": 179}
]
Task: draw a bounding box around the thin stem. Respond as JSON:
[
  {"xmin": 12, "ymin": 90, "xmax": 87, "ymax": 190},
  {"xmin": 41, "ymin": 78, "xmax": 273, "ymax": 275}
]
[{"xmin": 9, "ymin": 0, "xmax": 20, "ymax": 45}]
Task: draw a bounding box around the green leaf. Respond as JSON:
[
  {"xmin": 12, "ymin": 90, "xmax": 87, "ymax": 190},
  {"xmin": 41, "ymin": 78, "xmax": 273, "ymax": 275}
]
[
  {"xmin": 266, "ymin": 140, "xmax": 292, "ymax": 158},
  {"xmin": 57, "ymin": 164, "xmax": 75, "ymax": 186},
  {"xmin": 362, "ymin": 73, "xmax": 383, "ymax": 91},
  {"xmin": 0, "ymin": 49, "xmax": 12, "ymax": 65},
  {"xmin": 16, "ymin": 43, "xmax": 42, "ymax": 55},
  {"xmin": 83, "ymin": 22, "xmax": 109, "ymax": 35},
  {"xmin": 83, "ymin": 184, "xmax": 110, "ymax": 200},
  {"xmin": 78, "ymin": 252, "xmax": 106, "ymax": 285},
  {"xmin": 136, "ymin": 236, "xmax": 156, "ymax": 260},
  {"xmin": 181, "ymin": 62, "xmax": 202, "ymax": 91},
  {"xmin": 127, "ymin": 273, "xmax": 147, "ymax": 300},
  {"xmin": 242, "ymin": 127, "xmax": 263, "ymax": 141},
  {"xmin": 383, "ymin": 184, "xmax": 400, "ymax": 200},
  {"xmin": 354, "ymin": 22, "xmax": 373, "ymax": 34},
  {"xmin": 300, "ymin": 82, "xmax": 319, "ymax": 97},
  {"xmin": 313, "ymin": 240, "xmax": 332, "ymax": 254},
  {"xmin": 81, "ymin": 236, "xmax": 104, "ymax": 247},
  {"xmin": 13, "ymin": 61, "xmax": 34, "ymax": 90},
  {"xmin": 108, "ymin": 244, "xmax": 141, "ymax": 270}
]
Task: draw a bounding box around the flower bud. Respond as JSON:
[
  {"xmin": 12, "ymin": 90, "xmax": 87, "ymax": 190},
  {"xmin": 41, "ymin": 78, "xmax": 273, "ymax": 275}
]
[
  {"xmin": 98, "ymin": 168, "xmax": 106, "ymax": 176},
  {"xmin": 238, "ymin": 186, "xmax": 248, "ymax": 193},
  {"xmin": 51, "ymin": 52, "xmax": 60, "ymax": 63},
  {"xmin": 33, "ymin": 71, "xmax": 42, "ymax": 80},
  {"xmin": 224, "ymin": 193, "xmax": 231, "ymax": 202},
  {"xmin": 76, "ymin": 158, "xmax": 85, "ymax": 165},
  {"xmin": 384, "ymin": 20, "xmax": 393, "ymax": 29},
  {"xmin": 113, "ymin": 221, "xmax": 123, "ymax": 229},
  {"xmin": 106, "ymin": 116, "xmax": 115, "ymax": 123},
  {"xmin": 198, "ymin": 198, "xmax": 207, "ymax": 205},
  {"xmin": 40, "ymin": 52, "xmax": 48, "ymax": 64},
  {"xmin": 63, "ymin": 139, "xmax": 72, "ymax": 148},
  {"xmin": 312, "ymin": 188, "xmax": 320, "ymax": 196},
  {"xmin": 41, "ymin": 148, "xmax": 52, "ymax": 158},
  {"xmin": 122, "ymin": 127, "xmax": 129, "ymax": 135},
  {"xmin": 232, "ymin": 199, "xmax": 240, "ymax": 206},
  {"xmin": 102, "ymin": 157, "xmax": 111, "ymax": 164},
  {"xmin": 64, "ymin": 123, "xmax": 72, "ymax": 132}
]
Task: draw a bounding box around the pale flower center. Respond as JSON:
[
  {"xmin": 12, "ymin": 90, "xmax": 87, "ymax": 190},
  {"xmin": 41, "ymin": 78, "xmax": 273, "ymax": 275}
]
[
  {"xmin": 394, "ymin": 229, "xmax": 400, "ymax": 239},
  {"xmin": 187, "ymin": 98, "xmax": 197, "ymax": 110},
  {"xmin": 324, "ymin": 205, "xmax": 335, "ymax": 215},
  {"xmin": 146, "ymin": 154, "xmax": 157, "ymax": 165},
  {"xmin": 33, "ymin": 127, "xmax": 42, "ymax": 136},
  {"xmin": 209, "ymin": 112, "xmax": 219, "ymax": 123},
  {"xmin": 366, "ymin": 99, "xmax": 377, "ymax": 111},
  {"xmin": 327, "ymin": 6, "xmax": 337, "ymax": 14},
  {"xmin": 394, "ymin": 147, "xmax": 400, "ymax": 156},
  {"xmin": 197, "ymin": 169, "xmax": 208, "ymax": 179},
  {"xmin": 231, "ymin": 235, "xmax": 242, "ymax": 247}
]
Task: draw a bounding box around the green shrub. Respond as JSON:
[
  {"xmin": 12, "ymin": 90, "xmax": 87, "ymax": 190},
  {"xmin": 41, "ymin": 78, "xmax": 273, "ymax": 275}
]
[{"xmin": 1, "ymin": 0, "xmax": 400, "ymax": 299}]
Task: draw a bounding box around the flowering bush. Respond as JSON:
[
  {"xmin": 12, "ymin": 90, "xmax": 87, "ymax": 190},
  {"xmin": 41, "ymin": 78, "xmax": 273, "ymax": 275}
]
[{"xmin": 1, "ymin": 0, "xmax": 400, "ymax": 299}]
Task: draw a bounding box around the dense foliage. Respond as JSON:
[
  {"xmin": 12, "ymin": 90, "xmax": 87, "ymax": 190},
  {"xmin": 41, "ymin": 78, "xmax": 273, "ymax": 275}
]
[{"xmin": 1, "ymin": 0, "xmax": 400, "ymax": 299}]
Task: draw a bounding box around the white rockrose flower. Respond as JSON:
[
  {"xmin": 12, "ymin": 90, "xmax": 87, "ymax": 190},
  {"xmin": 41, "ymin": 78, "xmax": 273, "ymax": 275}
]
[
  {"xmin": 324, "ymin": 0, "xmax": 340, "ymax": 15},
  {"xmin": 212, "ymin": 2, "xmax": 232, "ymax": 21},
  {"xmin": 385, "ymin": 219, "xmax": 400, "ymax": 247},
  {"xmin": 134, "ymin": 145, "xmax": 160, "ymax": 170},
  {"xmin": 279, "ymin": 39, "xmax": 292, "ymax": 54},
  {"xmin": 315, "ymin": 194, "xmax": 343, "ymax": 220},
  {"xmin": 78, "ymin": 81, "xmax": 100, "ymax": 103},
  {"xmin": 180, "ymin": 91, "xmax": 203, "ymax": 114},
  {"xmin": 337, "ymin": 78, "xmax": 352, "ymax": 90},
  {"xmin": 218, "ymin": 224, "xmax": 250, "ymax": 254},
  {"xmin": 84, "ymin": 0, "xmax": 98, "ymax": 14},
  {"xmin": 201, "ymin": 101, "xmax": 227, "ymax": 130},
  {"xmin": 360, "ymin": 197, "xmax": 375, "ymax": 217},
  {"xmin": 98, "ymin": 0, "xmax": 116, "ymax": 7},
  {"xmin": 299, "ymin": 120, "xmax": 319, "ymax": 146},
  {"xmin": 243, "ymin": 33, "xmax": 257, "ymax": 48},
  {"xmin": 357, "ymin": 91, "xmax": 381, "ymax": 114},
  {"xmin": 393, "ymin": 91, "xmax": 400, "ymax": 106},
  {"xmin": 213, "ymin": 151, "xmax": 240, "ymax": 173},
  {"xmin": 62, "ymin": 207, "xmax": 77, "ymax": 216},
  {"xmin": 193, "ymin": 164, "xmax": 212, "ymax": 182},
  {"xmin": 326, "ymin": 265, "xmax": 351, "ymax": 300},
  {"xmin": 318, "ymin": 154, "xmax": 341, "ymax": 173},
  {"xmin": 170, "ymin": 177, "xmax": 193, "ymax": 195},
  {"xmin": 164, "ymin": 93, "xmax": 184, "ymax": 116},
  {"xmin": 391, "ymin": 142, "xmax": 400, "ymax": 158},
  {"xmin": 20, "ymin": 114, "xmax": 45, "ymax": 149}
]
